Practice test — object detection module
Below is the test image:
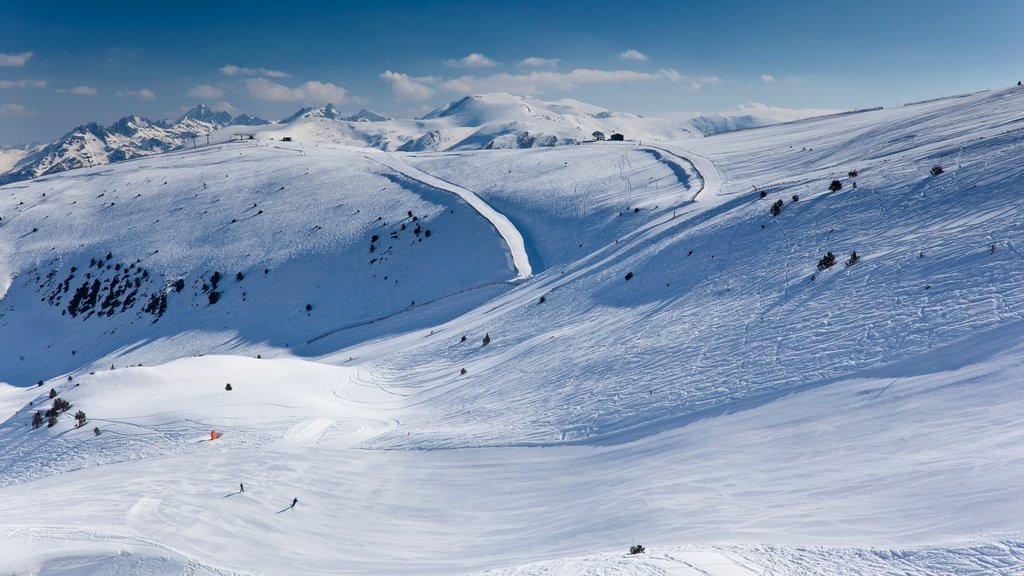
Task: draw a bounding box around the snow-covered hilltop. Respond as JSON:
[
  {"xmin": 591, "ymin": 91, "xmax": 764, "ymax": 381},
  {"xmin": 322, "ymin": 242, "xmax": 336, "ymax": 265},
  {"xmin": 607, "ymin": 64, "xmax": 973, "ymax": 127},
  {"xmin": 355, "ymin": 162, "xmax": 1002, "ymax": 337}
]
[{"xmin": 1, "ymin": 86, "xmax": 1023, "ymax": 575}]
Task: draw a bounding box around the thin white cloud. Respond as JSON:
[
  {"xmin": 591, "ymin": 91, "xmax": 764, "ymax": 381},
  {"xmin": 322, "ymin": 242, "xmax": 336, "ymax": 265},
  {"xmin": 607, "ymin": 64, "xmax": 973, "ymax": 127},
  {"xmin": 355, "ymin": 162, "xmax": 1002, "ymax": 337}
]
[
  {"xmin": 0, "ymin": 79, "xmax": 46, "ymax": 89},
  {"xmin": 0, "ymin": 52, "xmax": 33, "ymax": 67},
  {"xmin": 443, "ymin": 53, "xmax": 497, "ymax": 69},
  {"xmin": 380, "ymin": 70, "xmax": 437, "ymax": 100},
  {"xmin": 685, "ymin": 76, "xmax": 722, "ymax": 92},
  {"xmin": 57, "ymin": 85, "xmax": 99, "ymax": 95},
  {"xmin": 220, "ymin": 64, "xmax": 289, "ymax": 78},
  {"xmin": 187, "ymin": 84, "xmax": 224, "ymax": 99},
  {"xmin": 117, "ymin": 88, "xmax": 156, "ymax": 101},
  {"xmin": 728, "ymin": 102, "xmax": 843, "ymax": 122},
  {"xmin": 214, "ymin": 101, "xmax": 240, "ymax": 115},
  {"xmin": 0, "ymin": 103, "xmax": 34, "ymax": 116},
  {"xmin": 438, "ymin": 68, "xmax": 682, "ymax": 95},
  {"xmin": 245, "ymin": 78, "xmax": 350, "ymax": 103},
  {"xmin": 619, "ymin": 49, "xmax": 649, "ymax": 61},
  {"xmin": 761, "ymin": 74, "xmax": 776, "ymax": 83},
  {"xmin": 518, "ymin": 57, "xmax": 561, "ymax": 69}
]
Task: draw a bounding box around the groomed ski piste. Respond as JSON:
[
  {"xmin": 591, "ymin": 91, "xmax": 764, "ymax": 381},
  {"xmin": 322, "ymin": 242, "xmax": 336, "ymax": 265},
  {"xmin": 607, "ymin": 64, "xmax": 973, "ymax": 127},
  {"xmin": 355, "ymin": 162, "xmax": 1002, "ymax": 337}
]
[{"xmin": 1, "ymin": 86, "xmax": 1024, "ymax": 575}]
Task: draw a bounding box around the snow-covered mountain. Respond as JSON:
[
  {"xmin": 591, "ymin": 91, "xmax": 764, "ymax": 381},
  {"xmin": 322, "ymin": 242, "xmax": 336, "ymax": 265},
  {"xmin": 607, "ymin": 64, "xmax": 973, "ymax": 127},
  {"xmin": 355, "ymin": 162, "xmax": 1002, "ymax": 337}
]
[
  {"xmin": 2, "ymin": 86, "xmax": 1023, "ymax": 575},
  {"xmin": 0, "ymin": 94, "xmax": 811, "ymax": 186},
  {"xmin": 239, "ymin": 92, "xmax": 698, "ymax": 152},
  {"xmin": 0, "ymin": 105, "xmax": 269, "ymax": 184}
]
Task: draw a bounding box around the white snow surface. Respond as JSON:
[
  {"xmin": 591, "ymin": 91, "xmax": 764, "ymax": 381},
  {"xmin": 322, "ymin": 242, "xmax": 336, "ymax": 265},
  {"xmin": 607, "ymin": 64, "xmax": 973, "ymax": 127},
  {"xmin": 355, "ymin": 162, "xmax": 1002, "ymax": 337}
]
[{"xmin": 2, "ymin": 86, "xmax": 1024, "ymax": 574}]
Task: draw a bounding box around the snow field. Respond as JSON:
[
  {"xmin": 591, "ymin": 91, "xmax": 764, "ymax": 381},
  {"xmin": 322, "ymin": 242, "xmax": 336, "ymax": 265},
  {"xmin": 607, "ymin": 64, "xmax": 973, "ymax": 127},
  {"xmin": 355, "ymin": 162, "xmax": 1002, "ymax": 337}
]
[{"xmin": 3, "ymin": 86, "xmax": 1024, "ymax": 574}]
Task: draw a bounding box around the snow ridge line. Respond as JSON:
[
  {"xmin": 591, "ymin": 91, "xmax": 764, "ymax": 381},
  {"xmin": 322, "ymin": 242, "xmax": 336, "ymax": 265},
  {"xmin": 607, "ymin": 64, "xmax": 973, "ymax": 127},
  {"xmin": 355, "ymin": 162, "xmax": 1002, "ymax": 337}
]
[{"xmin": 371, "ymin": 154, "xmax": 534, "ymax": 279}]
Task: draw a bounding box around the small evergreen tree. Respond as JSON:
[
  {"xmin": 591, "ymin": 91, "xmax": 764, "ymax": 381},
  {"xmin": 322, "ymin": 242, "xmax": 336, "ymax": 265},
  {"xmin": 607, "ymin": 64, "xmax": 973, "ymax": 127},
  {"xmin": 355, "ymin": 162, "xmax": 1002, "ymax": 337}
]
[
  {"xmin": 770, "ymin": 199, "xmax": 784, "ymax": 216},
  {"xmin": 74, "ymin": 410, "xmax": 87, "ymax": 427},
  {"xmin": 49, "ymin": 388, "xmax": 57, "ymax": 399},
  {"xmin": 225, "ymin": 383, "xmax": 233, "ymax": 391},
  {"xmin": 93, "ymin": 426, "xmax": 101, "ymax": 436},
  {"xmin": 845, "ymin": 251, "xmax": 860, "ymax": 267},
  {"xmin": 828, "ymin": 180, "xmax": 842, "ymax": 192},
  {"xmin": 482, "ymin": 333, "xmax": 491, "ymax": 346},
  {"xmin": 930, "ymin": 165, "xmax": 943, "ymax": 176},
  {"xmin": 32, "ymin": 411, "xmax": 43, "ymax": 429},
  {"xmin": 624, "ymin": 271, "xmax": 634, "ymax": 281},
  {"xmin": 817, "ymin": 251, "xmax": 837, "ymax": 270},
  {"xmin": 791, "ymin": 194, "xmax": 799, "ymax": 202}
]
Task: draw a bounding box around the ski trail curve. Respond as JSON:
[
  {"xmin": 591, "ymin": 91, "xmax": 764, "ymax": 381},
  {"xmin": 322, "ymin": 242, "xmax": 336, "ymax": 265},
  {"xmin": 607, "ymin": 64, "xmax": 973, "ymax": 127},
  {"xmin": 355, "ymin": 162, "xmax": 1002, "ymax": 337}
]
[
  {"xmin": 644, "ymin": 142, "xmax": 724, "ymax": 201},
  {"xmin": 371, "ymin": 154, "xmax": 533, "ymax": 279}
]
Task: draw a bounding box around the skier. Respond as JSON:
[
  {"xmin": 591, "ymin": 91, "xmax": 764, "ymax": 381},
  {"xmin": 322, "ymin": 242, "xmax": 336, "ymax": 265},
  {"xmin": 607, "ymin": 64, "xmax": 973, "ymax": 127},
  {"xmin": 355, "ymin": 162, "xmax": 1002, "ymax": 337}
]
[
  {"xmin": 290, "ymin": 497, "xmax": 298, "ymax": 509},
  {"xmin": 239, "ymin": 482, "xmax": 244, "ymax": 493}
]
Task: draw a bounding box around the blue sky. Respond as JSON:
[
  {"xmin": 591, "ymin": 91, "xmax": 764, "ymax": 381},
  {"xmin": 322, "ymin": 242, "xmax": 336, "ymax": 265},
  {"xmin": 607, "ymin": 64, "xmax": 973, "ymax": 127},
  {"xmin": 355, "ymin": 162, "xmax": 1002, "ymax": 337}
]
[{"xmin": 1, "ymin": 0, "xmax": 1022, "ymax": 145}]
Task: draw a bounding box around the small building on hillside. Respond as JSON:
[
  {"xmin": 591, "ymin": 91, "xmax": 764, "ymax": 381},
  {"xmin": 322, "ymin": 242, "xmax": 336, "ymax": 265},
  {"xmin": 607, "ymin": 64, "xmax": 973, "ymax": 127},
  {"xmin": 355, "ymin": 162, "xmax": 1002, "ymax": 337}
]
[
  {"xmin": 592, "ymin": 130, "xmax": 606, "ymax": 141},
  {"xmin": 609, "ymin": 133, "xmax": 625, "ymax": 141}
]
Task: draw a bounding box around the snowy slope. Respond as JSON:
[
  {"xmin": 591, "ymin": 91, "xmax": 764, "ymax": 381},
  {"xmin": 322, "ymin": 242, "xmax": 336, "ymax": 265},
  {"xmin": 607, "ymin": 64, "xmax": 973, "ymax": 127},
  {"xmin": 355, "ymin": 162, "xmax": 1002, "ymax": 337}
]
[{"xmin": 1, "ymin": 86, "xmax": 1024, "ymax": 575}]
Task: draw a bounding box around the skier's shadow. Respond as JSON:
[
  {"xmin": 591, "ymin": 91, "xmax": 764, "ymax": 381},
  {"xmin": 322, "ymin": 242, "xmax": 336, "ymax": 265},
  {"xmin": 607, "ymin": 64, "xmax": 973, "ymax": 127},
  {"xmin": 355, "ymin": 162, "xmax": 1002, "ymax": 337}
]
[
  {"xmin": 275, "ymin": 506, "xmax": 294, "ymax": 514},
  {"xmin": 222, "ymin": 491, "xmax": 243, "ymax": 499}
]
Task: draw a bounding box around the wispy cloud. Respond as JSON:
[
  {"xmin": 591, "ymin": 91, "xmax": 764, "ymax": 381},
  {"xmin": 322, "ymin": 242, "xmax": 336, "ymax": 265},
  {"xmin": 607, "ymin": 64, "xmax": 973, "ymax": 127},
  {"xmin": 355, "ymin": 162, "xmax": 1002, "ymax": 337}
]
[
  {"xmin": 380, "ymin": 70, "xmax": 437, "ymax": 100},
  {"xmin": 0, "ymin": 103, "xmax": 34, "ymax": 116},
  {"xmin": 518, "ymin": 57, "xmax": 561, "ymax": 69},
  {"xmin": 685, "ymin": 76, "xmax": 721, "ymax": 92},
  {"xmin": 245, "ymin": 78, "xmax": 350, "ymax": 103},
  {"xmin": 214, "ymin": 101, "xmax": 240, "ymax": 115},
  {"xmin": 220, "ymin": 64, "xmax": 289, "ymax": 78},
  {"xmin": 761, "ymin": 74, "xmax": 775, "ymax": 83},
  {"xmin": 439, "ymin": 68, "xmax": 682, "ymax": 95},
  {"xmin": 0, "ymin": 79, "xmax": 46, "ymax": 89},
  {"xmin": 382, "ymin": 67, "xmax": 682, "ymax": 100},
  {"xmin": 0, "ymin": 52, "xmax": 33, "ymax": 67},
  {"xmin": 727, "ymin": 102, "xmax": 842, "ymax": 122},
  {"xmin": 186, "ymin": 84, "xmax": 224, "ymax": 99},
  {"xmin": 443, "ymin": 53, "xmax": 497, "ymax": 69},
  {"xmin": 619, "ymin": 49, "xmax": 649, "ymax": 61},
  {"xmin": 118, "ymin": 88, "xmax": 156, "ymax": 101},
  {"xmin": 56, "ymin": 85, "xmax": 98, "ymax": 95}
]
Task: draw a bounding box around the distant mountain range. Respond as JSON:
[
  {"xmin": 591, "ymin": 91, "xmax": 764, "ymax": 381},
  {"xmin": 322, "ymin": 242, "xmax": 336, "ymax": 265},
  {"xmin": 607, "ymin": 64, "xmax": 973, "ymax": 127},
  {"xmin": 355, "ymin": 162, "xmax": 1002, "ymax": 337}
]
[
  {"xmin": 0, "ymin": 95, "xmax": 792, "ymax": 184},
  {"xmin": 0, "ymin": 105, "xmax": 270, "ymax": 184}
]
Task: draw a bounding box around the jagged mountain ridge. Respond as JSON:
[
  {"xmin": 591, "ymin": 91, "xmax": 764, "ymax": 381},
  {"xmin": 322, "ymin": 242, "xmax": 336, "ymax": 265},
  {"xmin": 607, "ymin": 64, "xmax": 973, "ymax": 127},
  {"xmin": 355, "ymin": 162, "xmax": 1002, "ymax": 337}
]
[{"xmin": 0, "ymin": 106, "xmax": 270, "ymax": 184}]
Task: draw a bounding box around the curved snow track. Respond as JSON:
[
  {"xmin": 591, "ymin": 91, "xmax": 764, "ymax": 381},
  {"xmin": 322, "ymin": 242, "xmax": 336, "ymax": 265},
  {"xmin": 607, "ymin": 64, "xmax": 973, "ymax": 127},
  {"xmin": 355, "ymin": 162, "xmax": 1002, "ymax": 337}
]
[{"xmin": 372, "ymin": 153, "xmax": 534, "ymax": 279}]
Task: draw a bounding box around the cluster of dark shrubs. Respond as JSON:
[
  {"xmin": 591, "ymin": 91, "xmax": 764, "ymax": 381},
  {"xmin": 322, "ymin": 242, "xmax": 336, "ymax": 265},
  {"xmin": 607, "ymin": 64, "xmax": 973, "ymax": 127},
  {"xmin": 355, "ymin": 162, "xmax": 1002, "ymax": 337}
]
[
  {"xmin": 33, "ymin": 395, "xmax": 73, "ymax": 429},
  {"xmin": 817, "ymin": 251, "xmax": 837, "ymax": 270},
  {"xmin": 817, "ymin": 251, "xmax": 860, "ymax": 271}
]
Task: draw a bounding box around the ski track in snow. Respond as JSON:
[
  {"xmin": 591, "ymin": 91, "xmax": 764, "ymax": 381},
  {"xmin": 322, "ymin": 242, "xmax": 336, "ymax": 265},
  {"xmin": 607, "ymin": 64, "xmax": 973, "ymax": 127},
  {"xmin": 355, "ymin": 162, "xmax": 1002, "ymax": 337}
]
[{"xmin": 372, "ymin": 152, "xmax": 534, "ymax": 278}]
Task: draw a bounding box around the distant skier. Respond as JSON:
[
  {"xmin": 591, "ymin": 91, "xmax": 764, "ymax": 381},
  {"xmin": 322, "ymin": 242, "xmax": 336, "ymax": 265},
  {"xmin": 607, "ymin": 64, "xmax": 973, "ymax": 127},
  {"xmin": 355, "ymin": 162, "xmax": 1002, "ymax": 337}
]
[
  {"xmin": 239, "ymin": 482, "xmax": 244, "ymax": 493},
  {"xmin": 290, "ymin": 497, "xmax": 298, "ymax": 509}
]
